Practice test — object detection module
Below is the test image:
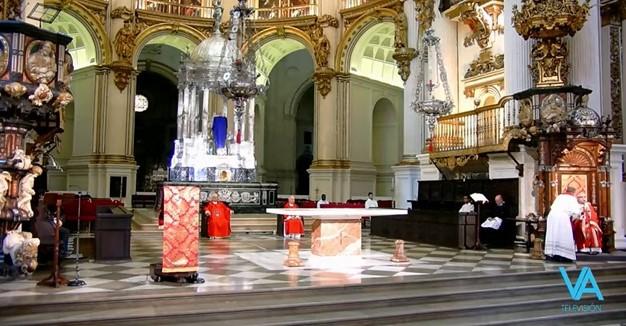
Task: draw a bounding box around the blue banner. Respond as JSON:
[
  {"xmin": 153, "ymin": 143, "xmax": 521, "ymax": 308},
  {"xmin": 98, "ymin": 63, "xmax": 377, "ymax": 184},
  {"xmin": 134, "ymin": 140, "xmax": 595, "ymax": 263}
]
[{"xmin": 212, "ymin": 116, "xmax": 228, "ymax": 149}]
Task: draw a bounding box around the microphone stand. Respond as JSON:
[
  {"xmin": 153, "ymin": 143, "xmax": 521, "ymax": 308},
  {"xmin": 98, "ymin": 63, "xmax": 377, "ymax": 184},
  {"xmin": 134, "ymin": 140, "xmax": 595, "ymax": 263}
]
[
  {"xmin": 38, "ymin": 199, "xmax": 68, "ymax": 287},
  {"xmin": 68, "ymin": 192, "xmax": 86, "ymax": 287}
]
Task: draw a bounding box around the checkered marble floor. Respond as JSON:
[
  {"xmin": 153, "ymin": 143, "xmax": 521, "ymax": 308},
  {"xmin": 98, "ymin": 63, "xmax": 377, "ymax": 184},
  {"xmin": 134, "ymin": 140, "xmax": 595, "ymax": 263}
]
[{"xmin": 1, "ymin": 232, "xmax": 624, "ymax": 298}]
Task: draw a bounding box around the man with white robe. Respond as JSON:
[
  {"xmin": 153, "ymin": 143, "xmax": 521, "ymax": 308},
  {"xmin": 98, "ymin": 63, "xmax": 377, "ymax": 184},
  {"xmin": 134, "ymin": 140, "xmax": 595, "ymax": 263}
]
[{"xmin": 544, "ymin": 186, "xmax": 582, "ymax": 262}]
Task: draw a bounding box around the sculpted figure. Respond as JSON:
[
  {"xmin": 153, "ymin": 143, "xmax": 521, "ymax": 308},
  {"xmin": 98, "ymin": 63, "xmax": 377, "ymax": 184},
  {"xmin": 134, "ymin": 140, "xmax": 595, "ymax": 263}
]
[
  {"xmin": 2, "ymin": 231, "xmax": 40, "ymax": 275},
  {"xmin": 17, "ymin": 166, "xmax": 42, "ymax": 218},
  {"xmin": 0, "ymin": 171, "xmax": 12, "ymax": 210},
  {"xmin": 27, "ymin": 41, "xmax": 57, "ymax": 84},
  {"xmin": 8, "ymin": 149, "xmax": 32, "ymax": 170}
]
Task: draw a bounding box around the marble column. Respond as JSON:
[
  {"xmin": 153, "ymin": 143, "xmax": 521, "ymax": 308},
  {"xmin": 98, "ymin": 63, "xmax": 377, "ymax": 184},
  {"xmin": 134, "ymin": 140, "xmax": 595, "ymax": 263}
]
[
  {"xmin": 571, "ymin": 0, "xmax": 603, "ymax": 113},
  {"xmin": 393, "ymin": 0, "xmax": 422, "ymax": 208},
  {"xmin": 504, "ymin": 0, "xmax": 532, "ymax": 94},
  {"xmin": 610, "ymin": 144, "xmax": 626, "ymax": 250},
  {"xmin": 308, "ymin": 0, "xmax": 351, "ymax": 202}
]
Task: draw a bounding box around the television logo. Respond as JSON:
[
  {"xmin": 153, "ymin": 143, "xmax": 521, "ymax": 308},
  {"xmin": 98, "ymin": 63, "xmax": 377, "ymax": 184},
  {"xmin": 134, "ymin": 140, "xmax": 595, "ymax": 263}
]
[{"xmin": 559, "ymin": 267, "xmax": 604, "ymax": 301}]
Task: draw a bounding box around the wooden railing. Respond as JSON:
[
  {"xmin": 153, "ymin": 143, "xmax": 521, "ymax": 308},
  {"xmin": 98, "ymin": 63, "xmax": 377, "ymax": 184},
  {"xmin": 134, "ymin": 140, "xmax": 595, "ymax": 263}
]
[
  {"xmin": 136, "ymin": 0, "xmax": 214, "ymax": 18},
  {"xmin": 253, "ymin": 4, "xmax": 318, "ymax": 20},
  {"xmin": 431, "ymin": 96, "xmax": 520, "ymax": 153}
]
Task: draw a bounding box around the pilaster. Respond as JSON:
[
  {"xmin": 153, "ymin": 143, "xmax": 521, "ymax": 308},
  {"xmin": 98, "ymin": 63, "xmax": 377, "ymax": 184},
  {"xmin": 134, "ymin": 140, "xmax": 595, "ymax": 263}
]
[
  {"xmin": 504, "ymin": 0, "xmax": 532, "ymax": 94},
  {"xmin": 571, "ymin": 0, "xmax": 603, "ymax": 113},
  {"xmin": 610, "ymin": 144, "xmax": 626, "ymax": 250}
]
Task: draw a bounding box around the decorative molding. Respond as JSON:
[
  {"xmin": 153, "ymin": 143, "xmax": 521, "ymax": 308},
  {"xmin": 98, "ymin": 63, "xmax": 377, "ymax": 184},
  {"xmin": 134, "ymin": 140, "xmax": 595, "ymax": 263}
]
[
  {"xmin": 392, "ymin": 10, "xmax": 417, "ymax": 82},
  {"xmin": 433, "ymin": 154, "xmax": 479, "ymax": 169},
  {"xmin": 46, "ymin": 0, "xmax": 112, "ymax": 64},
  {"xmin": 336, "ymin": 1, "xmax": 401, "ymax": 73},
  {"xmin": 608, "ymin": 20, "xmax": 623, "ymax": 140},
  {"xmin": 1, "ymin": 0, "xmax": 21, "ymax": 20},
  {"xmin": 312, "ymin": 67, "xmax": 336, "ymax": 98},
  {"xmin": 392, "ymin": 47, "xmax": 417, "ymax": 82},
  {"xmin": 414, "ymin": 0, "xmax": 435, "ymax": 31},
  {"xmin": 512, "ymin": 0, "xmax": 590, "ymax": 87},
  {"xmin": 309, "ymin": 159, "xmax": 351, "ymax": 169},
  {"xmin": 106, "ymin": 61, "xmax": 136, "ymax": 92},
  {"xmin": 464, "ymin": 49, "xmax": 503, "ymax": 78},
  {"xmin": 460, "ymin": 1, "xmax": 502, "ymax": 48}
]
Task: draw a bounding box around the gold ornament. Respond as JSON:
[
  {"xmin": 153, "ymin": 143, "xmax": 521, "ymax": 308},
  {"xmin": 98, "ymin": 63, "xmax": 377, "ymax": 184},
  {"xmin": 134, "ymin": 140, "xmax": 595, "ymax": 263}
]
[
  {"xmin": 312, "ymin": 67, "xmax": 336, "ymax": 98},
  {"xmin": 414, "ymin": 0, "xmax": 435, "ymax": 32},
  {"xmin": 4, "ymin": 82, "xmax": 27, "ymax": 98},
  {"xmin": 392, "ymin": 47, "xmax": 417, "ymax": 82},
  {"xmin": 29, "ymin": 84, "xmax": 54, "ymax": 106},
  {"xmin": 512, "ymin": 0, "xmax": 590, "ymax": 87}
]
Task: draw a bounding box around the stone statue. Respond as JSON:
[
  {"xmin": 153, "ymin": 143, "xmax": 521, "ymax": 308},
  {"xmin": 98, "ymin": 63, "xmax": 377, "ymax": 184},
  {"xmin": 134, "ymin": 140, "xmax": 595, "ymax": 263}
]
[
  {"xmin": 0, "ymin": 171, "xmax": 12, "ymax": 210},
  {"xmin": 26, "ymin": 41, "xmax": 57, "ymax": 84},
  {"xmin": 2, "ymin": 231, "xmax": 40, "ymax": 275},
  {"xmin": 17, "ymin": 166, "xmax": 43, "ymax": 218},
  {"xmin": 62, "ymin": 51, "xmax": 74, "ymax": 90},
  {"xmin": 8, "ymin": 149, "xmax": 32, "ymax": 170},
  {"xmin": 394, "ymin": 12, "xmax": 408, "ymax": 49},
  {"xmin": 311, "ymin": 23, "xmax": 330, "ymax": 68}
]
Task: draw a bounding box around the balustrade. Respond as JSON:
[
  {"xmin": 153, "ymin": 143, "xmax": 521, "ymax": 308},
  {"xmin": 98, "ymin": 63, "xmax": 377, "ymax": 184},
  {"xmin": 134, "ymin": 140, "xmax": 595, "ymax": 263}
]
[
  {"xmin": 136, "ymin": 0, "xmax": 214, "ymax": 18},
  {"xmin": 431, "ymin": 97, "xmax": 520, "ymax": 153},
  {"xmin": 136, "ymin": 0, "xmax": 317, "ymax": 20},
  {"xmin": 342, "ymin": 0, "xmax": 377, "ymax": 9}
]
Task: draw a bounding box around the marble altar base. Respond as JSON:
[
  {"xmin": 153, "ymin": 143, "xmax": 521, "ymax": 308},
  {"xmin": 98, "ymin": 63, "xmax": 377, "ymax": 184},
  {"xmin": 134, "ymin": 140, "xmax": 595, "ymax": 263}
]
[{"xmin": 311, "ymin": 218, "xmax": 361, "ymax": 256}]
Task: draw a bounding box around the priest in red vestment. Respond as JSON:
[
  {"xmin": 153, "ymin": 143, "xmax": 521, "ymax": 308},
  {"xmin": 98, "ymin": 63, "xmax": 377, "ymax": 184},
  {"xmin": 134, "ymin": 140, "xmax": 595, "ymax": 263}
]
[
  {"xmin": 573, "ymin": 193, "xmax": 603, "ymax": 255},
  {"xmin": 283, "ymin": 195, "xmax": 304, "ymax": 239},
  {"xmin": 203, "ymin": 194, "xmax": 233, "ymax": 239}
]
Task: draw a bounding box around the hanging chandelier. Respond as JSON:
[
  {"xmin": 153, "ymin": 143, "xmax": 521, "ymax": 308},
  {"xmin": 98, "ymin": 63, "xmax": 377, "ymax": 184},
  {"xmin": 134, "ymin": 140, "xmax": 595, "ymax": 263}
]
[{"xmin": 411, "ymin": 29, "xmax": 454, "ymax": 137}]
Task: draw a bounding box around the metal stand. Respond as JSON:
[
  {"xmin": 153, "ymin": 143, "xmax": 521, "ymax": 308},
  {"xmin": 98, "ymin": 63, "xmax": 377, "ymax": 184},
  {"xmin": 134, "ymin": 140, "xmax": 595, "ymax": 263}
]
[
  {"xmin": 68, "ymin": 192, "xmax": 86, "ymax": 287},
  {"xmin": 473, "ymin": 202, "xmax": 486, "ymax": 250},
  {"xmin": 38, "ymin": 199, "xmax": 68, "ymax": 287}
]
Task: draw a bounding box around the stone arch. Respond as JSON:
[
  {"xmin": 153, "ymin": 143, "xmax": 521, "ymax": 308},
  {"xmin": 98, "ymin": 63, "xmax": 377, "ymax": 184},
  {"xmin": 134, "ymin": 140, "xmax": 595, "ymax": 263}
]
[
  {"xmin": 475, "ymin": 85, "xmax": 503, "ymax": 107},
  {"xmin": 44, "ymin": 11, "xmax": 99, "ymax": 69},
  {"xmin": 335, "ymin": 8, "xmax": 397, "ymax": 74},
  {"xmin": 45, "ymin": 1, "xmax": 112, "ymax": 64},
  {"xmin": 245, "ymin": 26, "xmax": 315, "ymax": 60},
  {"xmin": 289, "ymin": 79, "xmax": 315, "ymax": 118},
  {"xmin": 372, "ymin": 97, "xmax": 399, "ymax": 196},
  {"xmin": 348, "ymin": 21, "xmax": 401, "ymax": 87},
  {"xmin": 133, "ymin": 23, "xmax": 205, "ymax": 66}
]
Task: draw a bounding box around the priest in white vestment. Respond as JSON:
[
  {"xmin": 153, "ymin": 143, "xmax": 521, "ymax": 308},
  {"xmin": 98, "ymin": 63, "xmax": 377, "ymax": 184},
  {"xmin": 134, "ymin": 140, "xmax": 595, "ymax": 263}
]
[{"xmin": 544, "ymin": 186, "xmax": 582, "ymax": 262}]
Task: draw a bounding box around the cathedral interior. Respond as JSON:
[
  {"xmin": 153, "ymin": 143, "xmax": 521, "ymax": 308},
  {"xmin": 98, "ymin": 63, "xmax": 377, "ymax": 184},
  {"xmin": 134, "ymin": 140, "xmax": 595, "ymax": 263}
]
[{"xmin": 1, "ymin": 0, "xmax": 626, "ymax": 324}]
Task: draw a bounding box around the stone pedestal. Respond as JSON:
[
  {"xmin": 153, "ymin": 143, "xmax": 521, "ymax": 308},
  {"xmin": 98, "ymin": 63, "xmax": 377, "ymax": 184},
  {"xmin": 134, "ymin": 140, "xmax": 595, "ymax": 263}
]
[
  {"xmin": 311, "ymin": 218, "xmax": 362, "ymax": 256},
  {"xmin": 392, "ymin": 165, "xmax": 420, "ymax": 209}
]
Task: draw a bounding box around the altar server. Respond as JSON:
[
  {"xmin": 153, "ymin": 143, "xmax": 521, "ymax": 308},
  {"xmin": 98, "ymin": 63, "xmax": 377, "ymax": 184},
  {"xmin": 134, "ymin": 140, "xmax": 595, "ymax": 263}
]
[{"xmin": 544, "ymin": 187, "xmax": 582, "ymax": 262}]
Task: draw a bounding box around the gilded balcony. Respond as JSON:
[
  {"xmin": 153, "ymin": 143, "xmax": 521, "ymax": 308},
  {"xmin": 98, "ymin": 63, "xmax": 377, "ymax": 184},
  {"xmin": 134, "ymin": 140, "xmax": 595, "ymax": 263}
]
[
  {"xmin": 136, "ymin": 0, "xmax": 215, "ymax": 18},
  {"xmin": 429, "ymin": 97, "xmax": 522, "ymax": 158},
  {"xmin": 135, "ymin": 0, "xmax": 318, "ymax": 20},
  {"xmin": 341, "ymin": 0, "xmax": 379, "ymax": 9}
]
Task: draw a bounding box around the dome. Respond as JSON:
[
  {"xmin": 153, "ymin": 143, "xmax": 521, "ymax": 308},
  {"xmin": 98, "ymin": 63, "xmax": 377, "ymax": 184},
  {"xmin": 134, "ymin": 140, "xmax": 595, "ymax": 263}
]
[{"xmin": 190, "ymin": 32, "xmax": 233, "ymax": 66}]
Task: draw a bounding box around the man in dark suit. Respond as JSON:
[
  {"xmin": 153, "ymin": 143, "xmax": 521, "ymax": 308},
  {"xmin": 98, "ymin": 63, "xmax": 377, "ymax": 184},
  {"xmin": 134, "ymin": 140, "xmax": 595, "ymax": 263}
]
[{"xmin": 480, "ymin": 194, "xmax": 516, "ymax": 248}]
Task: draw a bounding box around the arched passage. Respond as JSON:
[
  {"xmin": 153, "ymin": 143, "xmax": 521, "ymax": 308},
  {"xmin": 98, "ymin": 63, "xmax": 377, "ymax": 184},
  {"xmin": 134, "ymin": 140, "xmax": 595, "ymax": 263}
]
[
  {"xmin": 134, "ymin": 38, "xmax": 189, "ymax": 191},
  {"xmin": 260, "ymin": 42, "xmax": 315, "ymax": 195},
  {"xmin": 372, "ymin": 98, "xmax": 400, "ymax": 196},
  {"xmin": 349, "ymin": 22, "xmax": 403, "ymax": 88},
  {"xmin": 135, "ymin": 71, "xmax": 178, "ymax": 191}
]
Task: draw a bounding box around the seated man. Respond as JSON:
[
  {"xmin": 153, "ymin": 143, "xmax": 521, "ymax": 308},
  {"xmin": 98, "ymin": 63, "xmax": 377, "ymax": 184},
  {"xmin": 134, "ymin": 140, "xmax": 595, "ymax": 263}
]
[
  {"xmin": 203, "ymin": 194, "xmax": 233, "ymax": 239},
  {"xmin": 34, "ymin": 200, "xmax": 70, "ymax": 258},
  {"xmin": 283, "ymin": 195, "xmax": 304, "ymax": 239},
  {"xmin": 573, "ymin": 192, "xmax": 603, "ymax": 255},
  {"xmin": 317, "ymin": 194, "xmax": 329, "ymax": 208},
  {"xmin": 480, "ymin": 194, "xmax": 515, "ymax": 248}
]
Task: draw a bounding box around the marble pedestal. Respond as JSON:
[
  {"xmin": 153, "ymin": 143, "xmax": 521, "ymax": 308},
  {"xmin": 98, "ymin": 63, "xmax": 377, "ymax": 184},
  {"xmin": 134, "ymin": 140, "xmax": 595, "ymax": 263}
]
[{"xmin": 267, "ymin": 208, "xmax": 408, "ymax": 265}]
